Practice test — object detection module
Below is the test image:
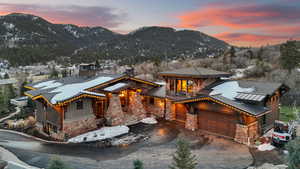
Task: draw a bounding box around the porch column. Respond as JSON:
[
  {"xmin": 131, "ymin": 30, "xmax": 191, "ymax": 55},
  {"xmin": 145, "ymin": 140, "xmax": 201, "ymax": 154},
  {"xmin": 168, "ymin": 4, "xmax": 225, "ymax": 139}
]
[
  {"xmin": 105, "ymin": 94, "xmax": 124, "ymax": 126},
  {"xmin": 165, "ymin": 100, "xmax": 175, "ymax": 120},
  {"xmin": 185, "ymin": 113, "xmax": 198, "ymax": 131},
  {"xmin": 234, "ymin": 121, "xmax": 259, "ymax": 145},
  {"xmin": 128, "ymin": 92, "xmax": 147, "ymax": 120}
]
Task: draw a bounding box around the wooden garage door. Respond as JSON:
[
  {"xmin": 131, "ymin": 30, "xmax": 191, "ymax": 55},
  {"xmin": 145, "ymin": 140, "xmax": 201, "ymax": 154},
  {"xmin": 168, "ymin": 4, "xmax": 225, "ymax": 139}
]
[{"xmin": 198, "ymin": 111, "xmax": 237, "ymax": 138}]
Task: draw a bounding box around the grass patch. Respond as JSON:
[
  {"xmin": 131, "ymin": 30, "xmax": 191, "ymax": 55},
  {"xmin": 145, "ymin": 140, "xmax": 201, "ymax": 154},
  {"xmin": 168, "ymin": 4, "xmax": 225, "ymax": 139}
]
[{"xmin": 279, "ymin": 106, "xmax": 299, "ymax": 122}]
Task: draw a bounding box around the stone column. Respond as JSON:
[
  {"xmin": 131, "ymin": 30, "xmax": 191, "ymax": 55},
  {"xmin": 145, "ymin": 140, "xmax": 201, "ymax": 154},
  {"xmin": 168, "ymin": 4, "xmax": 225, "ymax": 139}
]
[
  {"xmin": 165, "ymin": 100, "xmax": 175, "ymax": 121},
  {"xmin": 234, "ymin": 124, "xmax": 249, "ymax": 145},
  {"xmin": 105, "ymin": 94, "xmax": 124, "ymax": 126},
  {"xmin": 128, "ymin": 92, "xmax": 147, "ymax": 120},
  {"xmin": 234, "ymin": 122, "xmax": 259, "ymax": 145},
  {"xmin": 185, "ymin": 113, "xmax": 198, "ymax": 131}
]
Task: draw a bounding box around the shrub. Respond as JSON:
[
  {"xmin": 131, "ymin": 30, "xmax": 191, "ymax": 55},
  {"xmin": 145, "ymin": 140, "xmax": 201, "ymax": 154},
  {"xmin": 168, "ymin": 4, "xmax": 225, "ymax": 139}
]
[
  {"xmin": 286, "ymin": 137, "xmax": 300, "ymax": 169},
  {"xmin": 133, "ymin": 160, "xmax": 144, "ymax": 169},
  {"xmin": 47, "ymin": 157, "xmax": 72, "ymax": 169}
]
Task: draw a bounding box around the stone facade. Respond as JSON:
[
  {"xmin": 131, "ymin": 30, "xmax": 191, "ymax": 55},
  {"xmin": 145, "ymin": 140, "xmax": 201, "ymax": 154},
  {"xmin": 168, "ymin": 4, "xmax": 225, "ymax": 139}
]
[
  {"xmin": 234, "ymin": 122, "xmax": 259, "ymax": 145},
  {"xmin": 105, "ymin": 94, "xmax": 124, "ymax": 126},
  {"xmin": 128, "ymin": 92, "xmax": 147, "ymax": 120},
  {"xmin": 145, "ymin": 98, "xmax": 165, "ymax": 118},
  {"xmin": 165, "ymin": 100, "xmax": 175, "ymax": 120},
  {"xmin": 63, "ymin": 116, "xmax": 98, "ymax": 138},
  {"xmin": 185, "ymin": 113, "xmax": 198, "ymax": 131}
]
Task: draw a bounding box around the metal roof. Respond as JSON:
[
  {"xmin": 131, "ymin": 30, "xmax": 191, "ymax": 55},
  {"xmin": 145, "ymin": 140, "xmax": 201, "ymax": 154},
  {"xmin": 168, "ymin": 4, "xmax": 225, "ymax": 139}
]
[{"xmin": 159, "ymin": 67, "xmax": 231, "ymax": 78}]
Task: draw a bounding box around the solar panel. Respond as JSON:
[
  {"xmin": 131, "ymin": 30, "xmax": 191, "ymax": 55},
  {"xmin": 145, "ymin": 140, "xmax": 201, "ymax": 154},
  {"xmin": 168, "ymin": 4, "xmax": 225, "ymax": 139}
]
[{"xmin": 235, "ymin": 93, "xmax": 266, "ymax": 102}]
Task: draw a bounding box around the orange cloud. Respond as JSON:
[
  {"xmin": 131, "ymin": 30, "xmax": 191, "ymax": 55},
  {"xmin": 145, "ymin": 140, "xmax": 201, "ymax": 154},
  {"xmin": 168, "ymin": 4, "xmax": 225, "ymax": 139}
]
[
  {"xmin": 0, "ymin": 3, "xmax": 126, "ymax": 28},
  {"xmin": 175, "ymin": 2, "xmax": 300, "ymax": 46},
  {"xmin": 214, "ymin": 32, "xmax": 298, "ymax": 47}
]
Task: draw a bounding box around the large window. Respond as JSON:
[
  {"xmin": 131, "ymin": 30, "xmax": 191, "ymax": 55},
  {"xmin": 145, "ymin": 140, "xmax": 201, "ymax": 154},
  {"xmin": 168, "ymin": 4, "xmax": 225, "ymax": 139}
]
[{"xmin": 176, "ymin": 79, "xmax": 193, "ymax": 94}]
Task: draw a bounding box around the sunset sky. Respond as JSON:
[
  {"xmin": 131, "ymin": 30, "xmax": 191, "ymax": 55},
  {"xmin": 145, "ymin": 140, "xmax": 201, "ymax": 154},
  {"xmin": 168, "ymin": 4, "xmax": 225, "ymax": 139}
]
[{"xmin": 0, "ymin": 0, "xmax": 299, "ymax": 46}]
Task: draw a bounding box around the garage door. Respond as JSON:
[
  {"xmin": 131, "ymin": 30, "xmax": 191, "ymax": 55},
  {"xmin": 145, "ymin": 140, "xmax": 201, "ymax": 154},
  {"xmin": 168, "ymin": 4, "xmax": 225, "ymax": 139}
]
[{"xmin": 198, "ymin": 111, "xmax": 237, "ymax": 138}]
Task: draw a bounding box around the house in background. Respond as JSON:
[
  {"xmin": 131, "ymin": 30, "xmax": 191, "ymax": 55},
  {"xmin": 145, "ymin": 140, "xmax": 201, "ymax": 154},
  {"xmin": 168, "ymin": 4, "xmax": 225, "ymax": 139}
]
[{"xmin": 25, "ymin": 65, "xmax": 289, "ymax": 144}]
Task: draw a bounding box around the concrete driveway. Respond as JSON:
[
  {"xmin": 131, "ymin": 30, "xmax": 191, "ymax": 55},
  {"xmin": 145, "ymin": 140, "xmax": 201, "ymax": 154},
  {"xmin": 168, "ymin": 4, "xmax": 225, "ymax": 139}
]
[{"xmin": 0, "ymin": 121, "xmax": 252, "ymax": 169}]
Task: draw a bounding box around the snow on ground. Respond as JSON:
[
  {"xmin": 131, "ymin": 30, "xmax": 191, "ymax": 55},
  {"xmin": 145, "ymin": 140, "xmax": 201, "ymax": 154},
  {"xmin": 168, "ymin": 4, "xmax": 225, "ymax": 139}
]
[
  {"xmin": 257, "ymin": 143, "xmax": 275, "ymax": 151},
  {"xmin": 141, "ymin": 117, "xmax": 157, "ymax": 124},
  {"xmin": 210, "ymin": 81, "xmax": 254, "ymax": 100},
  {"xmin": 68, "ymin": 126, "xmax": 129, "ymax": 143},
  {"xmin": 231, "ymin": 65, "xmax": 255, "ymax": 79}
]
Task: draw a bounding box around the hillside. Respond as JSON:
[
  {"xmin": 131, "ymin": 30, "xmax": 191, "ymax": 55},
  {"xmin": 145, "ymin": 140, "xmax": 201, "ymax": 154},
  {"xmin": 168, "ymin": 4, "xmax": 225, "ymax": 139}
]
[{"xmin": 0, "ymin": 13, "xmax": 229, "ymax": 66}]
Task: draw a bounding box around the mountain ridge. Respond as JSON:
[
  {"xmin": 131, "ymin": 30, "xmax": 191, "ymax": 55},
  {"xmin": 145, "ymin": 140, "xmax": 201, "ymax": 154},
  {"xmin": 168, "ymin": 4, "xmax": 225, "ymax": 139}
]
[{"xmin": 0, "ymin": 13, "xmax": 229, "ymax": 66}]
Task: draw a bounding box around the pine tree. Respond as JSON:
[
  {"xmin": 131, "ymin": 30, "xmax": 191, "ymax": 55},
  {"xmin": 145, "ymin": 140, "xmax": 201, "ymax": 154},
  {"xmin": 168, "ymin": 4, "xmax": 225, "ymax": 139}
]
[
  {"xmin": 169, "ymin": 139, "xmax": 197, "ymax": 169},
  {"xmin": 61, "ymin": 69, "xmax": 68, "ymax": 78},
  {"xmin": 133, "ymin": 160, "xmax": 144, "ymax": 169},
  {"xmin": 47, "ymin": 157, "xmax": 72, "ymax": 169},
  {"xmin": 286, "ymin": 137, "xmax": 300, "ymax": 169},
  {"xmin": 49, "ymin": 66, "xmax": 59, "ymax": 78},
  {"xmin": 20, "ymin": 80, "xmax": 28, "ymax": 96},
  {"xmin": 3, "ymin": 73, "xmax": 9, "ymax": 79},
  {"xmin": 229, "ymin": 46, "xmax": 236, "ymax": 58},
  {"xmin": 280, "ymin": 41, "xmax": 300, "ymax": 73}
]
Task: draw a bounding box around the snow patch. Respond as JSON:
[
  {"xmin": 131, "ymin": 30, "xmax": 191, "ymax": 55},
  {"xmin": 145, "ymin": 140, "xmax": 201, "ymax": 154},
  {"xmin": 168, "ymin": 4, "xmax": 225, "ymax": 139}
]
[
  {"xmin": 33, "ymin": 80, "xmax": 63, "ymax": 89},
  {"xmin": 141, "ymin": 117, "xmax": 157, "ymax": 124},
  {"xmin": 257, "ymin": 143, "xmax": 275, "ymax": 151},
  {"xmin": 103, "ymin": 83, "xmax": 127, "ymax": 92},
  {"xmin": 3, "ymin": 22, "xmax": 15, "ymax": 30},
  {"xmin": 210, "ymin": 81, "xmax": 254, "ymax": 100},
  {"xmin": 49, "ymin": 76, "xmax": 113, "ymax": 104},
  {"xmin": 68, "ymin": 125, "xmax": 129, "ymax": 143}
]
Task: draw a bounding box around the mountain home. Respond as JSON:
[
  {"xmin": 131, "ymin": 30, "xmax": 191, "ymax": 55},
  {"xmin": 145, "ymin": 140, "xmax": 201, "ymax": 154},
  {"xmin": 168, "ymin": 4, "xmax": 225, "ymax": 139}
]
[{"xmin": 25, "ymin": 65, "xmax": 289, "ymax": 144}]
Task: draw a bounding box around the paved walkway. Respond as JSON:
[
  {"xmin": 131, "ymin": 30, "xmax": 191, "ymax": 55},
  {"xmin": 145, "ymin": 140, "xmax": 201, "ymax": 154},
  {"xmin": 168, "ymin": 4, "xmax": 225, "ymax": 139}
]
[{"xmin": 0, "ymin": 107, "xmax": 21, "ymax": 123}]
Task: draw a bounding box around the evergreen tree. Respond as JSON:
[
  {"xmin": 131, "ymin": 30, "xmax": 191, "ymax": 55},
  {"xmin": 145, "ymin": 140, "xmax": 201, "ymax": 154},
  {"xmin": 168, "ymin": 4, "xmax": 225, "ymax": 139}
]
[
  {"xmin": 169, "ymin": 139, "xmax": 197, "ymax": 169},
  {"xmin": 61, "ymin": 69, "xmax": 68, "ymax": 78},
  {"xmin": 47, "ymin": 157, "xmax": 72, "ymax": 169},
  {"xmin": 20, "ymin": 80, "xmax": 28, "ymax": 96},
  {"xmin": 133, "ymin": 160, "xmax": 144, "ymax": 169},
  {"xmin": 280, "ymin": 41, "xmax": 300, "ymax": 73},
  {"xmin": 3, "ymin": 73, "xmax": 9, "ymax": 79},
  {"xmin": 286, "ymin": 137, "xmax": 300, "ymax": 169},
  {"xmin": 229, "ymin": 46, "xmax": 236, "ymax": 58},
  {"xmin": 49, "ymin": 66, "xmax": 59, "ymax": 78},
  {"xmin": 257, "ymin": 47, "xmax": 264, "ymax": 61},
  {"xmin": 95, "ymin": 60, "xmax": 100, "ymax": 69}
]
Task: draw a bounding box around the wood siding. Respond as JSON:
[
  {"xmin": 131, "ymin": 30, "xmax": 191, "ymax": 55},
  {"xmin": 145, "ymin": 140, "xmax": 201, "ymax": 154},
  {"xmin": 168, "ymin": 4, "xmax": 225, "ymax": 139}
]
[
  {"xmin": 64, "ymin": 98, "xmax": 94, "ymax": 121},
  {"xmin": 36, "ymin": 101, "xmax": 61, "ymax": 128}
]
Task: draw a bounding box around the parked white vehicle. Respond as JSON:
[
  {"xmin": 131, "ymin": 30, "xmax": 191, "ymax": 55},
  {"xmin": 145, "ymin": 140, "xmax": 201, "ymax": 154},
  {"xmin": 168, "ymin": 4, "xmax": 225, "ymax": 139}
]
[{"xmin": 272, "ymin": 120, "xmax": 296, "ymax": 145}]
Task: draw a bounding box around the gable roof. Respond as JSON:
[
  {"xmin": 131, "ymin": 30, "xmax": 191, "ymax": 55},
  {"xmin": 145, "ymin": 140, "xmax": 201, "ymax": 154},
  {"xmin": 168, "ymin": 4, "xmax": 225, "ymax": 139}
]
[
  {"xmin": 25, "ymin": 74, "xmax": 161, "ymax": 106},
  {"xmin": 25, "ymin": 74, "xmax": 122, "ymax": 105},
  {"xmin": 172, "ymin": 79, "xmax": 288, "ymax": 117},
  {"xmin": 159, "ymin": 67, "xmax": 231, "ymax": 78},
  {"xmin": 173, "ymin": 95, "xmax": 270, "ymax": 117}
]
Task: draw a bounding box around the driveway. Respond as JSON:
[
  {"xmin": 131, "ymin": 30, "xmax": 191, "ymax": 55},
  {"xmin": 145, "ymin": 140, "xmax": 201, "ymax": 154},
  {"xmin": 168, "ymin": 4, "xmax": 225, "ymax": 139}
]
[{"xmin": 0, "ymin": 121, "xmax": 252, "ymax": 169}]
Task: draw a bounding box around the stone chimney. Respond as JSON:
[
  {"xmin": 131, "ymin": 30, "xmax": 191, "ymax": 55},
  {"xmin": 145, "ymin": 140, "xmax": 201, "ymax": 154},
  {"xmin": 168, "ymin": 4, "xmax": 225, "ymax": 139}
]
[{"xmin": 79, "ymin": 63, "xmax": 96, "ymax": 77}]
